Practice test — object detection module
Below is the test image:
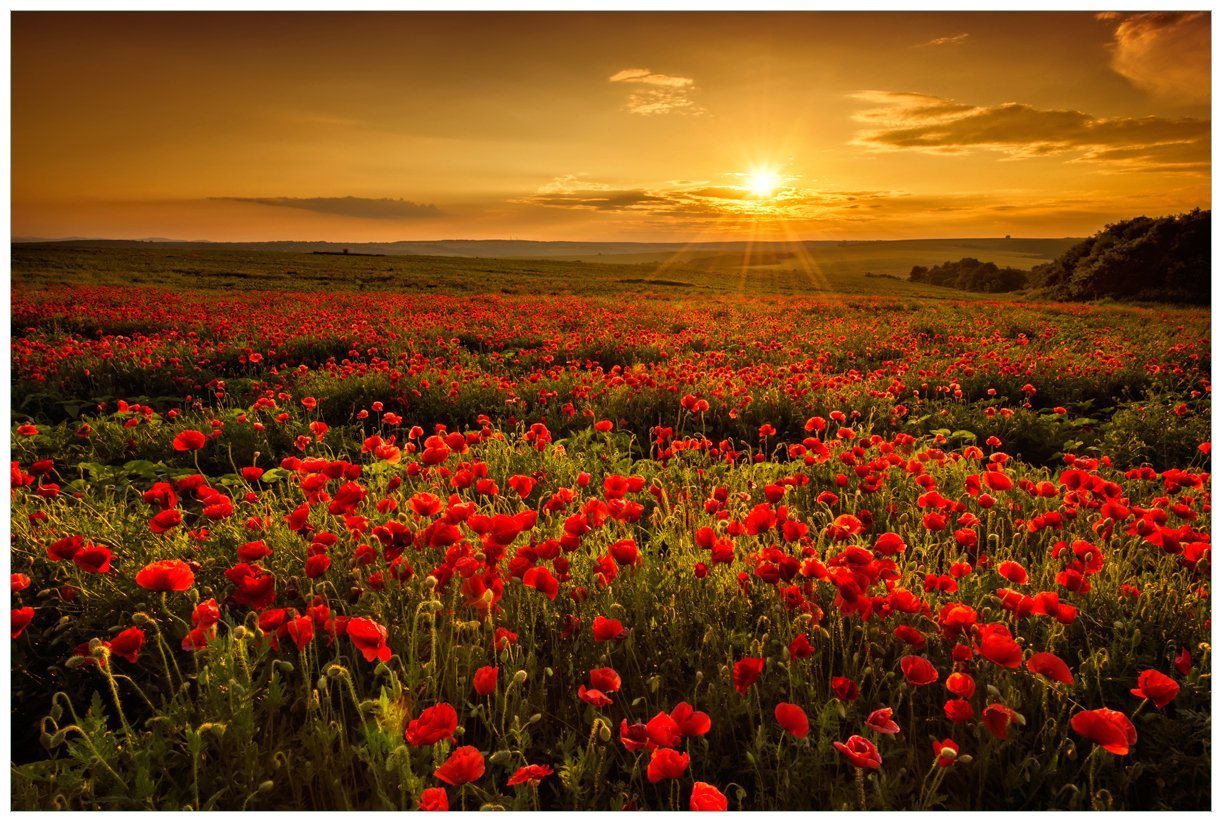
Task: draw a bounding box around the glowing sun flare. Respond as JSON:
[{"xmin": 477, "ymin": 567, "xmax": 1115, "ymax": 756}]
[{"xmin": 746, "ymin": 169, "xmax": 782, "ymax": 198}]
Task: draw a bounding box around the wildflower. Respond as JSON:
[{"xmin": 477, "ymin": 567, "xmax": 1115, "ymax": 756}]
[{"xmin": 833, "ymin": 735, "xmax": 881, "ymax": 769}]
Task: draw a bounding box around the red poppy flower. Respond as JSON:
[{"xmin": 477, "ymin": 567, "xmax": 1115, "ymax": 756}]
[
  {"xmin": 192, "ymin": 598, "xmax": 221, "ymax": 628},
  {"xmin": 347, "ymin": 616, "xmax": 392, "ymax": 663},
  {"xmin": 646, "ymin": 747, "xmax": 690, "ymax": 782},
  {"xmin": 405, "ymin": 703, "xmax": 458, "ymax": 746},
  {"xmin": 434, "ymin": 745, "xmax": 485, "ymax": 785},
  {"xmin": 944, "ymin": 699, "xmax": 974, "ymax": 723},
  {"xmin": 933, "ymin": 738, "xmax": 959, "ymax": 768},
  {"xmin": 831, "ymin": 675, "xmax": 859, "ymax": 701},
  {"xmin": 592, "ymin": 615, "xmax": 627, "ymax": 642},
  {"xmin": 873, "ymin": 532, "xmax": 906, "ymax": 555},
  {"xmin": 239, "ymin": 540, "xmax": 273, "ymax": 562},
  {"xmin": 181, "ymin": 625, "xmax": 215, "ymax": 651},
  {"xmin": 47, "ymin": 535, "xmax": 83, "ymax": 562},
  {"xmin": 775, "ymin": 702, "xmax": 810, "ymax": 738},
  {"xmin": 982, "ymin": 703, "xmax": 1018, "ymax": 740},
  {"xmin": 135, "ymin": 559, "xmax": 195, "ymax": 591},
  {"xmin": 12, "ymin": 607, "xmax": 34, "ymax": 638},
  {"xmin": 149, "ymin": 509, "xmax": 184, "ymax": 534},
  {"xmin": 671, "ymin": 702, "xmax": 712, "ymax": 737},
  {"xmin": 937, "ymin": 603, "xmax": 977, "ymax": 639},
  {"xmin": 578, "ymin": 685, "xmax": 613, "ymax": 708},
  {"xmin": 866, "ymin": 707, "xmax": 900, "ymax": 735},
  {"xmin": 523, "ymin": 567, "xmax": 559, "ymax": 601},
  {"xmin": 690, "ymin": 782, "xmax": 729, "ymax": 811},
  {"xmin": 507, "ymin": 475, "xmax": 535, "ymax": 498},
  {"xmin": 789, "ymin": 633, "xmax": 814, "ymax": 659},
  {"xmin": 1026, "ymin": 652, "xmax": 1073, "ymax": 685},
  {"xmin": 493, "ymin": 627, "xmax": 518, "ymax": 651},
  {"xmin": 1130, "ymin": 669, "xmax": 1180, "ymax": 708},
  {"xmin": 976, "ymin": 624, "xmax": 1022, "ymax": 668},
  {"xmin": 997, "ymin": 560, "xmax": 1028, "ymax": 585},
  {"xmin": 900, "ymin": 655, "xmax": 939, "ymax": 686},
  {"xmin": 619, "ymin": 720, "xmax": 649, "ymax": 752},
  {"xmin": 1175, "ymin": 647, "xmax": 1192, "ymax": 676},
  {"xmin": 173, "ymin": 430, "xmax": 208, "ymax": 451},
  {"xmin": 1070, "ymin": 708, "xmax": 1137, "ymax": 755},
  {"xmin": 590, "ymin": 667, "xmax": 621, "ymax": 693},
  {"xmin": 73, "ymin": 544, "xmax": 112, "ymax": 574},
  {"xmin": 11, "ymin": 573, "xmax": 30, "ymax": 592},
  {"xmin": 285, "ymin": 616, "xmax": 315, "ymax": 650},
  {"xmin": 507, "ymin": 763, "xmax": 554, "ymax": 787},
  {"xmin": 833, "ymin": 735, "xmax": 881, "ymax": 770},
  {"xmin": 945, "ymin": 671, "xmax": 975, "ymax": 698},
  {"xmin": 304, "ymin": 554, "xmax": 331, "ymax": 579},
  {"xmin": 109, "ymin": 626, "xmax": 145, "ymax": 663},
  {"xmin": 646, "ymin": 711, "xmax": 682, "ymax": 747},
  {"xmin": 733, "ymin": 657, "xmax": 765, "ymax": 695},
  {"xmin": 418, "ymin": 787, "xmax": 448, "ymax": 811},
  {"xmin": 473, "ymin": 665, "xmax": 499, "ymax": 696}
]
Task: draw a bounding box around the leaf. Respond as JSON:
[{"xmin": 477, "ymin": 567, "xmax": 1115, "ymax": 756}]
[{"xmin": 122, "ymin": 460, "xmax": 162, "ymax": 480}]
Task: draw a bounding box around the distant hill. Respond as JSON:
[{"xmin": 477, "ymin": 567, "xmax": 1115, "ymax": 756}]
[{"xmin": 12, "ymin": 237, "xmax": 1080, "ymax": 277}]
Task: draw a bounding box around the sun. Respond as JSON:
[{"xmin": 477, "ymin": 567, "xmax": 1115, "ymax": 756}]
[{"xmin": 746, "ymin": 168, "xmax": 782, "ymax": 198}]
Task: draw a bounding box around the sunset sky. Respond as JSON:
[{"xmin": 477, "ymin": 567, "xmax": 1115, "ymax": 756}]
[{"xmin": 11, "ymin": 11, "xmax": 1211, "ymax": 242}]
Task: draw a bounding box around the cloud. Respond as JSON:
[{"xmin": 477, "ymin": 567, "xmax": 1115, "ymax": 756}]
[
  {"xmin": 1098, "ymin": 12, "xmax": 1209, "ymax": 104},
  {"xmin": 850, "ymin": 90, "xmax": 1209, "ymax": 174},
  {"xmin": 609, "ymin": 67, "xmax": 705, "ymax": 115},
  {"xmin": 515, "ymin": 174, "xmax": 1205, "ymax": 239},
  {"xmin": 214, "ymin": 196, "xmax": 443, "ymax": 219},
  {"xmin": 520, "ymin": 174, "xmax": 895, "ymax": 222},
  {"xmin": 918, "ymin": 33, "xmax": 969, "ymax": 47}
]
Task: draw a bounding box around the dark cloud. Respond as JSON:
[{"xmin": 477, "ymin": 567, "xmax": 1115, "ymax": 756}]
[
  {"xmin": 214, "ymin": 196, "xmax": 443, "ymax": 219},
  {"xmin": 851, "ymin": 91, "xmax": 1209, "ymax": 173},
  {"xmin": 526, "ymin": 189, "xmax": 670, "ymax": 211}
]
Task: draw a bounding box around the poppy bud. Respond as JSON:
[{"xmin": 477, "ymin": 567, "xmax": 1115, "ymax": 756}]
[
  {"xmin": 232, "ymin": 626, "xmax": 248, "ymax": 641},
  {"xmin": 512, "ymin": 670, "xmax": 528, "ymax": 685}
]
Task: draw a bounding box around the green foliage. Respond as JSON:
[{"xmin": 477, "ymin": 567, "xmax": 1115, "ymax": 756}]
[
  {"xmin": 1032, "ymin": 209, "xmax": 1209, "ymax": 303},
  {"xmin": 909, "ymin": 258, "xmax": 1030, "ymax": 293}
]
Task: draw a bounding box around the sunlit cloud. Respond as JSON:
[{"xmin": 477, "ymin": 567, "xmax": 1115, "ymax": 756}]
[
  {"xmin": 1097, "ymin": 12, "xmax": 1209, "ymax": 104},
  {"xmin": 522, "ymin": 174, "xmax": 969, "ymax": 224},
  {"xmin": 918, "ymin": 33, "xmax": 969, "ymax": 47},
  {"xmin": 609, "ymin": 67, "xmax": 706, "ymax": 115},
  {"xmin": 214, "ymin": 196, "xmax": 444, "ymax": 219},
  {"xmin": 850, "ymin": 91, "xmax": 1209, "ymax": 174}
]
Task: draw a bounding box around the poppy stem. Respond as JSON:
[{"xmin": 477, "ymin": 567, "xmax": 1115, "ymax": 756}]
[{"xmin": 855, "ymin": 767, "xmax": 866, "ymax": 810}]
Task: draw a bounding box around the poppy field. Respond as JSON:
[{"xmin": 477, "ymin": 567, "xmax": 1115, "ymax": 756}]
[{"xmin": 8, "ymin": 269, "xmax": 1212, "ymax": 810}]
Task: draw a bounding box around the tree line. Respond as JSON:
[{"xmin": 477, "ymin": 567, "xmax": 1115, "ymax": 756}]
[{"xmin": 906, "ymin": 209, "xmax": 1209, "ymax": 304}]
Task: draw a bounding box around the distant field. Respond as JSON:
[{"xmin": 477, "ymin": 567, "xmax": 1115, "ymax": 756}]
[
  {"xmin": 10, "ymin": 239, "xmax": 1076, "ymax": 298},
  {"xmin": 544, "ymin": 237, "xmax": 1077, "ymax": 275}
]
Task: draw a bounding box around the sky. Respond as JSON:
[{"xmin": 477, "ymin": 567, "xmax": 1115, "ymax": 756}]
[{"xmin": 10, "ymin": 11, "xmax": 1212, "ymax": 242}]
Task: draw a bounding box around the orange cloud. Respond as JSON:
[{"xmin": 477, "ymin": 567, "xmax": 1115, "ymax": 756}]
[
  {"xmin": 213, "ymin": 196, "xmax": 443, "ymax": 219},
  {"xmin": 609, "ymin": 68, "xmax": 705, "ymax": 115},
  {"xmin": 851, "ymin": 91, "xmax": 1209, "ymax": 174},
  {"xmin": 1098, "ymin": 12, "xmax": 1209, "ymax": 104},
  {"xmin": 918, "ymin": 33, "xmax": 969, "ymax": 47}
]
